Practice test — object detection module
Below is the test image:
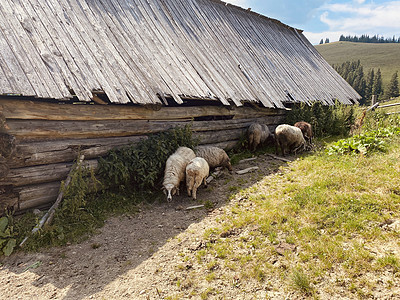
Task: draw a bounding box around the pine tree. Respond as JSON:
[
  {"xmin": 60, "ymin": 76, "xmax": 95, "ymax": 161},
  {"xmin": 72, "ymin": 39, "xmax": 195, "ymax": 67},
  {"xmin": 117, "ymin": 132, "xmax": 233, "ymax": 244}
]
[
  {"xmin": 319, "ymin": 39, "xmax": 324, "ymax": 45},
  {"xmin": 334, "ymin": 60, "xmax": 367, "ymax": 104},
  {"xmin": 386, "ymin": 71, "xmax": 399, "ymax": 98},
  {"xmin": 365, "ymin": 69, "xmax": 375, "ymax": 103},
  {"xmin": 373, "ymin": 68, "xmax": 384, "ymax": 98},
  {"xmin": 325, "ymin": 38, "xmax": 330, "ymax": 44}
]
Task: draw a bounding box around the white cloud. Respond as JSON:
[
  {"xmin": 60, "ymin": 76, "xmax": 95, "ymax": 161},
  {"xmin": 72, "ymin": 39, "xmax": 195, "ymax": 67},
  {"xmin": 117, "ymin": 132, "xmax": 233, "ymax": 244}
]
[
  {"xmin": 320, "ymin": 1, "xmax": 400, "ymax": 33},
  {"xmin": 303, "ymin": 1, "xmax": 400, "ymax": 44}
]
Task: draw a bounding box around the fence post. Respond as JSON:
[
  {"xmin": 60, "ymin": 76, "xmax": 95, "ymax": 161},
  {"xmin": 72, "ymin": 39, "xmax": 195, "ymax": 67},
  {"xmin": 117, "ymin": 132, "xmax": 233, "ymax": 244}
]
[{"xmin": 371, "ymin": 95, "xmax": 378, "ymax": 105}]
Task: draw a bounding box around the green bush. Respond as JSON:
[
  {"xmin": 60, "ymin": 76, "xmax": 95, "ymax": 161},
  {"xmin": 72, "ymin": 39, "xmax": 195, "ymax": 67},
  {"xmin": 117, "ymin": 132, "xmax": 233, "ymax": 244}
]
[
  {"xmin": 326, "ymin": 127, "xmax": 400, "ymax": 155},
  {"xmin": 98, "ymin": 125, "xmax": 197, "ymax": 190},
  {"xmin": 285, "ymin": 101, "xmax": 356, "ymax": 137},
  {"xmin": 362, "ymin": 110, "xmax": 400, "ymax": 131}
]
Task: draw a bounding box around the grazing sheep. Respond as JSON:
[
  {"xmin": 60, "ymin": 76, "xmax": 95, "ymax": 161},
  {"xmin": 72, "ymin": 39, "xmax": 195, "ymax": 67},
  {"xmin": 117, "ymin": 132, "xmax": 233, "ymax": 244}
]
[
  {"xmin": 185, "ymin": 157, "xmax": 209, "ymax": 200},
  {"xmin": 294, "ymin": 121, "xmax": 313, "ymax": 144},
  {"xmin": 162, "ymin": 147, "xmax": 196, "ymax": 202},
  {"xmin": 275, "ymin": 124, "xmax": 306, "ymax": 156},
  {"xmin": 247, "ymin": 122, "xmax": 271, "ymax": 151},
  {"xmin": 194, "ymin": 146, "xmax": 232, "ymax": 172}
]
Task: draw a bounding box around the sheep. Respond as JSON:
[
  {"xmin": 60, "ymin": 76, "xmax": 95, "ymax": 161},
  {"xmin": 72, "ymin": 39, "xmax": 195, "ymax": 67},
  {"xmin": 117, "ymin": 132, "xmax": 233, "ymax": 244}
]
[
  {"xmin": 247, "ymin": 122, "xmax": 271, "ymax": 151},
  {"xmin": 294, "ymin": 121, "xmax": 313, "ymax": 145},
  {"xmin": 275, "ymin": 124, "xmax": 307, "ymax": 156},
  {"xmin": 185, "ymin": 157, "xmax": 209, "ymax": 200},
  {"xmin": 162, "ymin": 146, "xmax": 196, "ymax": 202},
  {"xmin": 194, "ymin": 146, "xmax": 232, "ymax": 172}
]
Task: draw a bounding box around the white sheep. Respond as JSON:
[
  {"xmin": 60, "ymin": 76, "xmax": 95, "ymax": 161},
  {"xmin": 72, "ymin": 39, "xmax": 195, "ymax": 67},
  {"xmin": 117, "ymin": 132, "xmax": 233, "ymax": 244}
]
[
  {"xmin": 194, "ymin": 146, "xmax": 232, "ymax": 172},
  {"xmin": 162, "ymin": 147, "xmax": 196, "ymax": 201},
  {"xmin": 275, "ymin": 124, "xmax": 306, "ymax": 156},
  {"xmin": 247, "ymin": 122, "xmax": 271, "ymax": 151},
  {"xmin": 185, "ymin": 157, "xmax": 209, "ymax": 200}
]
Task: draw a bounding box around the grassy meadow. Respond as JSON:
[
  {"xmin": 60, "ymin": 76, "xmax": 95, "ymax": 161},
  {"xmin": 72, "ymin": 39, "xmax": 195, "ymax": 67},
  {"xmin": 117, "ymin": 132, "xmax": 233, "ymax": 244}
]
[
  {"xmin": 3, "ymin": 102, "xmax": 400, "ymax": 298},
  {"xmin": 171, "ymin": 111, "xmax": 400, "ymax": 298},
  {"xmin": 315, "ymin": 41, "xmax": 400, "ymax": 88}
]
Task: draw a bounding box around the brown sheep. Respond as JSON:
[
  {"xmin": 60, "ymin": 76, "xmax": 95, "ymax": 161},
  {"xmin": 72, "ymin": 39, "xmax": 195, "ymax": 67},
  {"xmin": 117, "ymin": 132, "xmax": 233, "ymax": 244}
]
[{"xmin": 294, "ymin": 121, "xmax": 313, "ymax": 144}]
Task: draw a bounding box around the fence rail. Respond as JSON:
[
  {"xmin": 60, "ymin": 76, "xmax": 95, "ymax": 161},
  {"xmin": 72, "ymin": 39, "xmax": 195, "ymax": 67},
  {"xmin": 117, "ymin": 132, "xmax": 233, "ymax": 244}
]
[{"xmin": 375, "ymin": 101, "xmax": 400, "ymax": 115}]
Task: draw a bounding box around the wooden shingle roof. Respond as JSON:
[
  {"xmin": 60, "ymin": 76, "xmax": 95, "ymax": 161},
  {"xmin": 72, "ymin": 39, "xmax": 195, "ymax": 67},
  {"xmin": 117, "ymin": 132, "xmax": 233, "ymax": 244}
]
[{"xmin": 0, "ymin": 0, "xmax": 360, "ymax": 108}]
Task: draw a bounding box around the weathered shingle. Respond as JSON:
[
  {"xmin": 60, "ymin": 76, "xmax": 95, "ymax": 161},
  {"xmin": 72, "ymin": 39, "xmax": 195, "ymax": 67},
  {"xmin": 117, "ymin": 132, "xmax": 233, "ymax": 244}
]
[{"xmin": 0, "ymin": 0, "xmax": 360, "ymax": 106}]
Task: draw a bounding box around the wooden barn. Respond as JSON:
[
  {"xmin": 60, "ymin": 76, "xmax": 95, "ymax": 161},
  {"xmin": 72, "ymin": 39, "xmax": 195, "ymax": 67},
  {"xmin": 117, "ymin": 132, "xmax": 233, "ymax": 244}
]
[{"xmin": 0, "ymin": 0, "xmax": 360, "ymax": 213}]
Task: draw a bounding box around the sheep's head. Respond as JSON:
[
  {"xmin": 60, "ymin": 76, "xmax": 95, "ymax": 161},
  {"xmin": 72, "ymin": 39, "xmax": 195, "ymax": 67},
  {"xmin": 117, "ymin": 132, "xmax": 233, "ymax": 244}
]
[
  {"xmin": 162, "ymin": 183, "xmax": 177, "ymax": 202},
  {"xmin": 226, "ymin": 160, "xmax": 233, "ymax": 173}
]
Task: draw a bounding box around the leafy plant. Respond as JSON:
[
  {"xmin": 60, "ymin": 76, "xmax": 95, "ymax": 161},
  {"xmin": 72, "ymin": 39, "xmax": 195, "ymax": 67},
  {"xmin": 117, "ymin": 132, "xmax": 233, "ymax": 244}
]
[
  {"xmin": 327, "ymin": 126, "xmax": 400, "ymax": 155},
  {"xmin": 286, "ymin": 101, "xmax": 356, "ymax": 137},
  {"xmin": 0, "ymin": 215, "xmax": 16, "ymax": 256},
  {"xmin": 98, "ymin": 125, "xmax": 197, "ymax": 190}
]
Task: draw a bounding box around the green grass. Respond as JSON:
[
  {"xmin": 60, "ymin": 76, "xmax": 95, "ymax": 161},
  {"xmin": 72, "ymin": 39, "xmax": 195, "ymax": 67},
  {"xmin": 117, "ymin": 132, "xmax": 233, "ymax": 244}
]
[
  {"xmin": 315, "ymin": 41, "xmax": 400, "ymax": 88},
  {"xmin": 377, "ymin": 97, "xmax": 400, "ymax": 114},
  {"xmin": 190, "ymin": 123, "xmax": 400, "ymax": 296}
]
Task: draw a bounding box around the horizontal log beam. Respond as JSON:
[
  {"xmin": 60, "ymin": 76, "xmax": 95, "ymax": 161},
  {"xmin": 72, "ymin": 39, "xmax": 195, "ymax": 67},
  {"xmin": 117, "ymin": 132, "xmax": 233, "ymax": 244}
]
[
  {"xmin": 11, "ymin": 136, "xmax": 146, "ymax": 168},
  {"xmin": 0, "ymin": 99, "xmax": 284, "ymax": 121},
  {"xmin": 16, "ymin": 182, "xmax": 61, "ymax": 211},
  {"xmin": 0, "ymin": 160, "xmax": 98, "ymax": 187},
  {"xmin": 7, "ymin": 115, "xmax": 283, "ymax": 141}
]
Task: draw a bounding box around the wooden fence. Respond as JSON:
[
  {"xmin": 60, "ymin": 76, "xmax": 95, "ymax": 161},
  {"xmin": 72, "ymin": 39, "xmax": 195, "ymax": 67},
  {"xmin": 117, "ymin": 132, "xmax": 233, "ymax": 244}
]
[{"xmin": 376, "ymin": 101, "xmax": 400, "ymax": 115}]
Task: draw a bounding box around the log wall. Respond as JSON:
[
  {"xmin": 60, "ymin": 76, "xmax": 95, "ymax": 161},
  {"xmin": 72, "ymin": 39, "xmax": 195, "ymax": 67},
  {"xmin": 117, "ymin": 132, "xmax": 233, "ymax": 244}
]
[{"xmin": 0, "ymin": 98, "xmax": 286, "ymax": 213}]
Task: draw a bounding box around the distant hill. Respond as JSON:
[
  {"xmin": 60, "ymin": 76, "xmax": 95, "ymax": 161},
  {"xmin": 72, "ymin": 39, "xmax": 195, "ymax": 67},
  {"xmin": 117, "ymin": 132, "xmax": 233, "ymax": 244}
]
[{"xmin": 315, "ymin": 41, "xmax": 400, "ymax": 87}]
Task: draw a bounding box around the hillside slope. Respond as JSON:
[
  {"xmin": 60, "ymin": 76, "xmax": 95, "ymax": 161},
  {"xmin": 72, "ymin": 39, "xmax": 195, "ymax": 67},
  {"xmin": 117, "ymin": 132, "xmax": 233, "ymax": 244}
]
[{"xmin": 315, "ymin": 41, "xmax": 400, "ymax": 87}]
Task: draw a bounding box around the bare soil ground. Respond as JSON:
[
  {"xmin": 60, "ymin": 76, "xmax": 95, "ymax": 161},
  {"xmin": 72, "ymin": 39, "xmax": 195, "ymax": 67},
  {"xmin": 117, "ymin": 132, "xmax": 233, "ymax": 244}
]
[
  {"xmin": 2, "ymin": 152, "xmax": 399, "ymax": 299},
  {"xmin": 0, "ymin": 153, "xmax": 288, "ymax": 300}
]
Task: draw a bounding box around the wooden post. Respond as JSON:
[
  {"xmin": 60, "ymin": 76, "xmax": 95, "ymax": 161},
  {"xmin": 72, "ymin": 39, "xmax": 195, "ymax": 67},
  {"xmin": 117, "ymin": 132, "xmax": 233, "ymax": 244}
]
[
  {"xmin": 19, "ymin": 155, "xmax": 85, "ymax": 247},
  {"xmin": 371, "ymin": 95, "xmax": 378, "ymax": 105}
]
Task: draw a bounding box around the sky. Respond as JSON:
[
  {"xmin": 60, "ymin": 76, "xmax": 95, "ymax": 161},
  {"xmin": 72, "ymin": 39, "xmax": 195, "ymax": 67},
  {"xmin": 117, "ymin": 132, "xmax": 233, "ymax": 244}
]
[{"xmin": 224, "ymin": 0, "xmax": 400, "ymax": 45}]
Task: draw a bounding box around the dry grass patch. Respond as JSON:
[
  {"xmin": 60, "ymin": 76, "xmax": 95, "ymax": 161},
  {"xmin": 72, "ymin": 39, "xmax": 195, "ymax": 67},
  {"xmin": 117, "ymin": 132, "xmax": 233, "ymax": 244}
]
[{"xmin": 186, "ymin": 134, "xmax": 400, "ymax": 298}]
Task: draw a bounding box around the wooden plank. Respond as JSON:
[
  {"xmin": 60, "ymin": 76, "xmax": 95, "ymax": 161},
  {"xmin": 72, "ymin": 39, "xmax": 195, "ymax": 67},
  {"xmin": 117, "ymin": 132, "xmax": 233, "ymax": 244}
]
[
  {"xmin": 17, "ymin": 182, "xmax": 60, "ymax": 211},
  {"xmin": 0, "ymin": 159, "xmax": 98, "ymax": 187},
  {"xmin": 161, "ymin": 0, "xmax": 231, "ymax": 104},
  {"xmin": 8, "ymin": 115, "xmax": 282, "ymax": 168},
  {"xmin": 11, "ymin": 135, "xmax": 146, "ymax": 168},
  {"xmin": 18, "ymin": 0, "xmax": 83, "ymax": 100},
  {"xmin": 141, "ymin": 0, "xmax": 212, "ymax": 99},
  {"xmin": 108, "ymin": 0, "xmax": 182, "ymax": 104},
  {"xmin": 62, "ymin": 0, "xmax": 128, "ymax": 104},
  {"xmin": 190, "ymin": 0, "xmax": 261, "ymax": 105},
  {"xmin": 82, "ymin": 0, "xmax": 158, "ymax": 104},
  {"xmin": 1, "ymin": 0, "xmax": 62, "ymax": 99},
  {"xmin": 0, "ymin": 186, "xmax": 18, "ymax": 213},
  {"xmin": 6, "ymin": 114, "xmax": 283, "ymax": 141},
  {"xmin": 0, "ymin": 99, "xmax": 283, "ymax": 121},
  {"xmin": 0, "ymin": 8, "xmax": 36, "ymax": 96},
  {"xmin": 194, "ymin": 128, "xmax": 246, "ymax": 144},
  {"xmin": 12, "ymin": 0, "xmax": 72, "ymax": 99},
  {"xmin": 378, "ymin": 102, "xmax": 400, "ymax": 109},
  {"xmin": 35, "ymin": 0, "xmax": 98, "ymax": 101}
]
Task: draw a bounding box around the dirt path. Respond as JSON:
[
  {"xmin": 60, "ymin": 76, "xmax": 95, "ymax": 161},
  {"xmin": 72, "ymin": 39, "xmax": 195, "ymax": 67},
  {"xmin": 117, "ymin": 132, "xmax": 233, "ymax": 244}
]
[{"xmin": 0, "ymin": 154, "xmax": 288, "ymax": 300}]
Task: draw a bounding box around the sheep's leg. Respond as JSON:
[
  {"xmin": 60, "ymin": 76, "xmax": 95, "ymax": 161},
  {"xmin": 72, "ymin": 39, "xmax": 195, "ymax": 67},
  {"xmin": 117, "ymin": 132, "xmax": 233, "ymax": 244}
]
[
  {"xmin": 187, "ymin": 176, "xmax": 193, "ymax": 197},
  {"xmin": 192, "ymin": 177, "xmax": 202, "ymax": 200}
]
